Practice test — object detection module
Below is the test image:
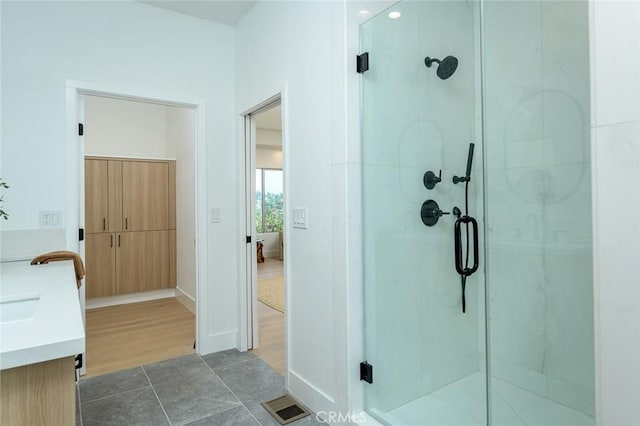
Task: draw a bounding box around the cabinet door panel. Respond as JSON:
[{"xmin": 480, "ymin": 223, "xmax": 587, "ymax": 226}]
[
  {"xmin": 85, "ymin": 160, "xmax": 109, "ymax": 233},
  {"xmin": 116, "ymin": 231, "xmax": 169, "ymax": 294},
  {"xmin": 168, "ymin": 160, "xmax": 176, "ymax": 230},
  {"xmin": 169, "ymin": 230, "xmax": 176, "ymax": 288},
  {"xmin": 108, "ymin": 160, "xmax": 122, "ymax": 232},
  {"xmin": 122, "ymin": 162, "xmax": 169, "ymax": 231},
  {"xmin": 85, "ymin": 233, "xmax": 116, "ymax": 298}
]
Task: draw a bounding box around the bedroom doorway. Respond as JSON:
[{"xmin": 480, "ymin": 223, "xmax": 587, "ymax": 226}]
[{"xmin": 243, "ymin": 98, "xmax": 286, "ymax": 375}]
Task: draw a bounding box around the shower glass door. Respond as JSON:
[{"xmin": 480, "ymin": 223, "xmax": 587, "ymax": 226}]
[
  {"xmin": 361, "ymin": 1, "xmax": 595, "ymax": 425},
  {"xmin": 361, "ymin": 1, "xmax": 487, "ymax": 424},
  {"xmin": 482, "ymin": 1, "xmax": 594, "ymax": 424}
]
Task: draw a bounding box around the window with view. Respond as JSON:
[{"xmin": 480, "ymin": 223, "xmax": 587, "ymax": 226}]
[{"xmin": 256, "ymin": 168, "xmax": 283, "ymax": 232}]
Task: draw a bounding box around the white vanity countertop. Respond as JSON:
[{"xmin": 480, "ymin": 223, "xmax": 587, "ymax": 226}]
[{"xmin": 0, "ymin": 260, "xmax": 85, "ymax": 370}]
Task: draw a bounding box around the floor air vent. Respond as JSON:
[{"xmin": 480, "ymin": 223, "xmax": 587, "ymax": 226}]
[{"xmin": 261, "ymin": 395, "xmax": 310, "ymax": 424}]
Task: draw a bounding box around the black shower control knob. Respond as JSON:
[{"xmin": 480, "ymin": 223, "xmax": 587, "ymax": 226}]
[
  {"xmin": 421, "ymin": 199, "xmax": 449, "ymax": 227},
  {"xmin": 424, "ymin": 170, "xmax": 442, "ymax": 190}
]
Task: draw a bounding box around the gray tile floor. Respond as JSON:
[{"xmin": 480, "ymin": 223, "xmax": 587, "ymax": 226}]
[{"xmin": 77, "ymin": 350, "xmax": 326, "ymax": 426}]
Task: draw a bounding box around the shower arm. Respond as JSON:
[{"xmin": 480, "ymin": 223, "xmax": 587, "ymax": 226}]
[{"xmin": 424, "ymin": 57, "xmax": 441, "ymax": 67}]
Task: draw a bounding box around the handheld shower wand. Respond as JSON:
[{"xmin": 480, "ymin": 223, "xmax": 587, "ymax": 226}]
[
  {"xmin": 453, "ymin": 143, "xmax": 475, "ymax": 184},
  {"xmin": 453, "ymin": 143, "xmax": 478, "ymax": 313}
]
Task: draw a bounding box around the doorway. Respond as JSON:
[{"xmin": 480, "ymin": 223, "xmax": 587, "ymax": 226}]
[
  {"xmin": 73, "ymin": 90, "xmax": 201, "ymax": 377},
  {"xmin": 244, "ymin": 99, "xmax": 287, "ymax": 375}
]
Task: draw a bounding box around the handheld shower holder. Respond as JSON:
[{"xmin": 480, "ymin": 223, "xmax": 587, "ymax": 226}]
[{"xmin": 453, "ymin": 143, "xmax": 475, "ymax": 184}]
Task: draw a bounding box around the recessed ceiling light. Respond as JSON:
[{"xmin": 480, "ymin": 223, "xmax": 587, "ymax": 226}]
[
  {"xmin": 388, "ymin": 11, "xmax": 401, "ymax": 19},
  {"xmin": 358, "ymin": 10, "xmax": 371, "ymax": 17}
]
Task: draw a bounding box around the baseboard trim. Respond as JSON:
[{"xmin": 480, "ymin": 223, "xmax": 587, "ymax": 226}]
[
  {"xmin": 288, "ymin": 370, "xmax": 335, "ymax": 421},
  {"xmin": 86, "ymin": 289, "xmax": 176, "ymax": 310},
  {"xmin": 262, "ymin": 249, "xmax": 280, "ymax": 259},
  {"xmin": 175, "ymin": 287, "xmax": 196, "ymax": 314}
]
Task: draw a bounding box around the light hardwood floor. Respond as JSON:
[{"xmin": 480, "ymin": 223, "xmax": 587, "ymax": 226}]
[
  {"xmin": 85, "ymin": 260, "xmax": 284, "ymax": 377},
  {"xmin": 85, "ymin": 297, "xmax": 194, "ymax": 377},
  {"xmin": 252, "ymin": 258, "xmax": 285, "ymax": 375}
]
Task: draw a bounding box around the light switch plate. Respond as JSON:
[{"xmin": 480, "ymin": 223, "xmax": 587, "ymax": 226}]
[
  {"xmin": 292, "ymin": 207, "xmax": 308, "ymax": 229},
  {"xmin": 210, "ymin": 208, "xmax": 221, "ymax": 223}
]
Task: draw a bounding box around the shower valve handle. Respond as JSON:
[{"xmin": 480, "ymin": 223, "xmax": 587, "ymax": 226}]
[
  {"xmin": 421, "ymin": 199, "xmax": 449, "ymax": 227},
  {"xmin": 424, "ymin": 169, "xmax": 442, "ymax": 190}
]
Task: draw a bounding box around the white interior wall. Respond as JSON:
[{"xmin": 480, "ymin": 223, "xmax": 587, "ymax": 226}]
[
  {"xmin": 1, "ymin": 0, "xmax": 236, "ymax": 354},
  {"xmin": 235, "ymin": 1, "xmax": 343, "ymax": 414},
  {"xmin": 257, "ymin": 230, "xmax": 280, "ymax": 260},
  {"xmin": 166, "ymin": 106, "xmax": 197, "ymax": 301},
  {"xmin": 590, "ymin": 1, "xmax": 640, "ymax": 425},
  {"xmin": 257, "ymin": 128, "xmax": 282, "ymax": 148},
  {"xmin": 84, "ymin": 95, "xmax": 168, "ymax": 158}
]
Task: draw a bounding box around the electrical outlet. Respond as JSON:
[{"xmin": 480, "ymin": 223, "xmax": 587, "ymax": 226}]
[
  {"xmin": 292, "ymin": 208, "xmax": 308, "ymax": 229},
  {"xmin": 40, "ymin": 211, "xmax": 63, "ymax": 228}
]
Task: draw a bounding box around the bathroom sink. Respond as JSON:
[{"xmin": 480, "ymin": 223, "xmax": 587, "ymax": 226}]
[{"xmin": 0, "ymin": 293, "xmax": 40, "ymax": 324}]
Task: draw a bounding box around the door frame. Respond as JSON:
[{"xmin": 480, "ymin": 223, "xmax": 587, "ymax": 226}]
[
  {"xmin": 238, "ymin": 92, "xmax": 289, "ymax": 379},
  {"xmin": 65, "ymin": 79, "xmax": 208, "ymax": 358}
]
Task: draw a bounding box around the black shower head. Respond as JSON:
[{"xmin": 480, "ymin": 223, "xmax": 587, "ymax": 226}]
[{"xmin": 424, "ymin": 56, "xmax": 458, "ymax": 80}]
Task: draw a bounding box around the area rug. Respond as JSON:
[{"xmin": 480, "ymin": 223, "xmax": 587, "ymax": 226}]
[{"xmin": 258, "ymin": 277, "xmax": 284, "ymax": 313}]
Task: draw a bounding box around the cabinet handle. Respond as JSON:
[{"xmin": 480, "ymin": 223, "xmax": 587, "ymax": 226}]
[
  {"xmin": 118, "ymin": 234, "xmax": 121, "ymax": 247},
  {"xmin": 103, "ymin": 218, "xmax": 106, "ymax": 231},
  {"xmin": 110, "ymin": 235, "xmax": 113, "ymax": 247},
  {"xmin": 125, "ymin": 218, "xmax": 128, "ymax": 230}
]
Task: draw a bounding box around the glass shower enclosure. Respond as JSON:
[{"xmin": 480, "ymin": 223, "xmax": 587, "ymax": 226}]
[{"xmin": 361, "ymin": 1, "xmax": 594, "ymax": 425}]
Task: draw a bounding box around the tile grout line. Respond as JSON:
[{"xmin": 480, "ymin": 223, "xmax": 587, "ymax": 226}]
[
  {"xmin": 185, "ymin": 405, "xmax": 247, "ymax": 426},
  {"xmin": 142, "ymin": 366, "xmax": 174, "ymax": 426},
  {"xmin": 77, "ymin": 384, "xmax": 151, "ymax": 405},
  {"xmin": 492, "ymin": 385, "xmax": 529, "ymax": 426},
  {"xmin": 197, "ymin": 354, "xmax": 265, "ymax": 425}
]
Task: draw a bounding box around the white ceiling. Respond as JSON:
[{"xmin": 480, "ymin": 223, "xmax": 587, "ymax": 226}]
[
  {"xmin": 139, "ymin": 0, "xmax": 259, "ymax": 26},
  {"xmin": 255, "ymin": 106, "xmax": 282, "ymax": 131}
]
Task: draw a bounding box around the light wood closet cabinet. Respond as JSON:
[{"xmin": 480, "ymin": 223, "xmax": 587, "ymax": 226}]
[
  {"xmin": 122, "ymin": 161, "xmax": 169, "ymax": 231},
  {"xmin": 85, "ymin": 157, "xmax": 176, "ymax": 298}
]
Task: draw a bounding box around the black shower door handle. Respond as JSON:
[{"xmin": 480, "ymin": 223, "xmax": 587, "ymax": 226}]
[{"xmin": 454, "ymin": 215, "xmax": 479, "ymax": 276}]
